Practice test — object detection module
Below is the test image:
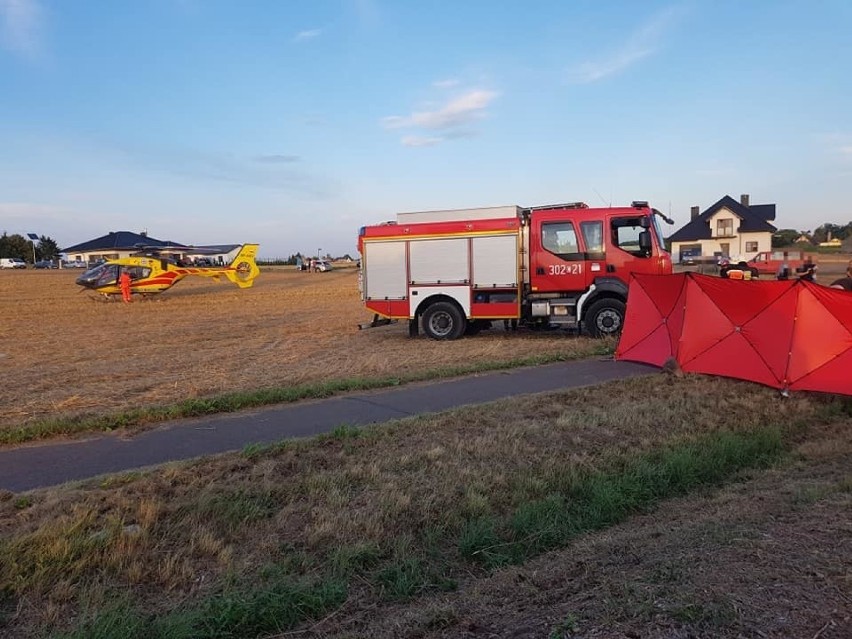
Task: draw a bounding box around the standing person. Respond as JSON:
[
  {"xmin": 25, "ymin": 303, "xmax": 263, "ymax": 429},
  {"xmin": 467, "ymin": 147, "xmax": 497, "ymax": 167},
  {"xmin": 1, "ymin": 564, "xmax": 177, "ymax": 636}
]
[
  {"xmin": 796, "ymin": 255, "xmax": 817, "ymax": 282},
  {"xmin": 776, "ymin": 252, "xmax": 790, "ymax": 280},
  {"xmin": 119, "ymin": 268, "xmax": 132, "ymax": 303},
  {"xmin": 829, "ymin": 259, "xmax": 852, "ymax": 291}
]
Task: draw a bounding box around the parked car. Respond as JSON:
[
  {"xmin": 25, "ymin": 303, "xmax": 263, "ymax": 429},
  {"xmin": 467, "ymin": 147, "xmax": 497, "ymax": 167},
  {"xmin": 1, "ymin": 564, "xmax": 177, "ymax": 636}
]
[
  {"xmin": 34, "ymin": 260, "xmax": 58, "ymax": 269},
  {"xmin": 315, "ymin": 259, "xmax": 333, "ymax": 272},
  {"xmin": 747, "ymin": 250, "xmax": 806, "ymax": 277},
  {"xmin": 0, "ymin": 258, "xmax": 27, "ymax": 269},
  {"xmin": 63, "ymin": 260, "xmax": 88, "ymax": 268}
]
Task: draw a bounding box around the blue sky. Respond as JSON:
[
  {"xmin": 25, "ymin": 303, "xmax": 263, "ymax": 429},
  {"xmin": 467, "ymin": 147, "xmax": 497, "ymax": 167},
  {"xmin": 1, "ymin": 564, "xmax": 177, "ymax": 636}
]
[{"xmin": 1, "ymin": 0, "xmax": 850, "ymax": 258}]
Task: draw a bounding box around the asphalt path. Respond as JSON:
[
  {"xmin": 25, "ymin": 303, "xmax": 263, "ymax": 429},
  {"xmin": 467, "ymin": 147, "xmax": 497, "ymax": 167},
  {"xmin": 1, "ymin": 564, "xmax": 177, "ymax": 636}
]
[{"xmin": 0, "ymin": 359, "xmax": 657, "ymax": 492}]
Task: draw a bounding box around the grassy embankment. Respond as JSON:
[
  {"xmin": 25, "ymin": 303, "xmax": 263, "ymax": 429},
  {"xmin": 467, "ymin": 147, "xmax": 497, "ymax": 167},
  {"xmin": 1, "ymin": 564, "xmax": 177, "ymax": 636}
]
[{"xmin": 2, "ymin": 374, "xmax": 850, "ymax": 638}]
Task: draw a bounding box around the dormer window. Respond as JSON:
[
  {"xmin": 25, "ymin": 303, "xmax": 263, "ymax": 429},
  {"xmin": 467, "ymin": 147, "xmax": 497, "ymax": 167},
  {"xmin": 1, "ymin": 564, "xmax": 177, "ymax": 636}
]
[{"xmin": 716, "ymin": 219, "xmax": 734, "ymax": 237}]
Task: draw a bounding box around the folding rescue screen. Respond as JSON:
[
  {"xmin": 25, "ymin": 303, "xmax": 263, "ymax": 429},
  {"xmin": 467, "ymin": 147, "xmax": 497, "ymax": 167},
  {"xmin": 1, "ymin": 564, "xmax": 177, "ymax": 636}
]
[{"xmin": 616, "ymin": 273, "xmax": 852, "ymax": 396}]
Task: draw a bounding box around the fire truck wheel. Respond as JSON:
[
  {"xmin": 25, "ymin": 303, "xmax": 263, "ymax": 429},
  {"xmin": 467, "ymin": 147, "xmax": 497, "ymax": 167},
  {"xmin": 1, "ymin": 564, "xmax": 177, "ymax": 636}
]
[
  {"xmin": 422, "ymin": 301, "xmax": 466, "ymax": 340},
  {"xmin": 585, "ymin": 298, "xmax": 626, "ymax": 338}
]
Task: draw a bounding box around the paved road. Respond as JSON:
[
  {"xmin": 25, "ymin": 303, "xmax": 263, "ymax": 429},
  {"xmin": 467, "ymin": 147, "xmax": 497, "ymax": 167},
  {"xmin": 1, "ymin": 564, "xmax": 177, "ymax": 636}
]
[{"xmin": 0, "ymin": 359, "xmax": 657, "ymax": 492}]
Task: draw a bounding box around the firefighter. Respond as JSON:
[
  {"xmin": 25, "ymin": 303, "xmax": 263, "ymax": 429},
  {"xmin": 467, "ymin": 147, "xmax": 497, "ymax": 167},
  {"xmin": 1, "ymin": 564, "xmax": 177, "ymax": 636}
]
[{"xmin": 119, "ymin": 268, "xmax": 132, "ymax": 303}]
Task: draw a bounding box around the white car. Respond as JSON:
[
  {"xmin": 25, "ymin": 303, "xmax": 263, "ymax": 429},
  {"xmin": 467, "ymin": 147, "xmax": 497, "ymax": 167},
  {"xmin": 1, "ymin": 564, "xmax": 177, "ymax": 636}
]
[
  {"xmin": 315, "ymin": 260, "xmax": 333, "ymax": 272},
  {"xmin": 0, "ymin": 258, "xmax": 27, "ymax": 269}
]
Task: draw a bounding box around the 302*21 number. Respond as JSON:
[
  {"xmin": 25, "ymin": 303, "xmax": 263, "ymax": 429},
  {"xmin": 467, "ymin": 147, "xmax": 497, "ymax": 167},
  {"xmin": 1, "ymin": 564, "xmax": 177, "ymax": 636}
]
[{"xmin": 548, "ymin": 263, "xmax": 583, "ymax": 275}]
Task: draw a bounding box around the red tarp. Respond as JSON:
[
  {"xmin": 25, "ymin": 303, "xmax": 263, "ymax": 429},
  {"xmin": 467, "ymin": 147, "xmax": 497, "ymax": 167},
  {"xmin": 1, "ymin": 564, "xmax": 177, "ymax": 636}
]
[{"xmin": 615, "ymin": 273, "xmax": 852, "ymax": 395}]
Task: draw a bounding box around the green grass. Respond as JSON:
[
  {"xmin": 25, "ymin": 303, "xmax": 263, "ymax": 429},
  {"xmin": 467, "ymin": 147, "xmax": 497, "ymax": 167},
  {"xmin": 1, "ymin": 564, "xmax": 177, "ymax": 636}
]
[
  {"xmin": 193, "ymin": 489, "xmax": 279, "ymax": 534},
  {"xmin": 1, "ymin": 347, "xmax": 614, "ymax": 446},
  {"xmin": 458, "ymin": 428, "xmax": 786, "ymax": 568},
  {"xmin": 55, "ymin": 575, "xmax": 347, "ymax": 639}
]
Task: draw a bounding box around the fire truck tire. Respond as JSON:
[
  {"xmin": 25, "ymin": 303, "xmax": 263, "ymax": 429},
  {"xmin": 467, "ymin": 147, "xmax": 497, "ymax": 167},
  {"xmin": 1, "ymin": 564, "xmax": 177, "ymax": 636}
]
[
  {"xmin": 422, "ymin": 301, "xmax": 466, "ymax": 340},
  {"xmin": 584, "ymin": 298, "xmax": 626, "ymax": 338}
]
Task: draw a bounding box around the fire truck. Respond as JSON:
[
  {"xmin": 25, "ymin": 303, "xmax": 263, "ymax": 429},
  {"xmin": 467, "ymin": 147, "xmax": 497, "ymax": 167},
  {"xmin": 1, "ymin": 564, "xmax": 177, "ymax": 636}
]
[{"xmin": 357, "ymin": 201, "xmax": 673, "ymax": 339}]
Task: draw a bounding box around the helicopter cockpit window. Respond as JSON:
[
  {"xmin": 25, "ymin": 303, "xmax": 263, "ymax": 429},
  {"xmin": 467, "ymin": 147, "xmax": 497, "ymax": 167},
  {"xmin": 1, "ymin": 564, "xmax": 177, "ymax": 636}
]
[{"xmin": 95, "ymin": 264, "xmax": 120, "ymax": 286}]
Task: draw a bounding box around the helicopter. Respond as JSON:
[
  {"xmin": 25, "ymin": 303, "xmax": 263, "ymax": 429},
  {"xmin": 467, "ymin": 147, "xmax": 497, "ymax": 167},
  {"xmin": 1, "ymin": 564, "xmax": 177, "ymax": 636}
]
[{"xmin": 75, "ymin": 244, "xmax": 261, "ymax": 298}]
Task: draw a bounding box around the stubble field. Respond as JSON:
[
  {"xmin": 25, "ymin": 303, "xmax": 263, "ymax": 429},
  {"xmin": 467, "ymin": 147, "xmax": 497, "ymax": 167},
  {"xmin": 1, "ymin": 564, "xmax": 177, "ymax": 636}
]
[{"xmin": 0, "ymin": 265, "xmax": 605, "ymax": 437}]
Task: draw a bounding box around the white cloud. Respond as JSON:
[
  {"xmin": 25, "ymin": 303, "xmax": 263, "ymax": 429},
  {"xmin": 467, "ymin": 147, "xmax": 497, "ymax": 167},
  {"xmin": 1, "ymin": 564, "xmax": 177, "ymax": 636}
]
[
  {"xmin": 0, "ymin": 0, "xmax": 44, "ymax": 60},
  {"xmin": 567, "ymin": 5, "xmax": 683, "ymax": 83},
  {"xmin": 433, "ymin": 78, "xmax": 460, "ymax": 89},
  {"xmin": 383, "ymin": 89, "xmax": 498, "ymax": 131},
  {"xmin": 401, "ymin": 136, "xmax": 443, "ymax": 148},
  {"xmin": 293, "ymin": 28, "xmax": 322, "ymax": 42}
]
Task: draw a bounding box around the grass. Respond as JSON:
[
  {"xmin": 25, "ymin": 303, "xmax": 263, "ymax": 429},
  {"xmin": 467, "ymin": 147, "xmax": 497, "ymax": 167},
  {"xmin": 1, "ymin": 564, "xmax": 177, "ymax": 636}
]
[
  {"xmin": 459, "ymin": 428, "xmax": 785, "ymax": 568},
  {"xmin": 42, "ymin": 426, "xmax": 787, "ymax": 637},
  {"xmin": 56, "ymin": 575, "xmax": 347, "ymax": 639},
  {"xmin": 0, "ymin": 346, "xmax": 613, "ymax": 445},
  {"xmin": 1, "ymin": 374, "xmax": 849, "ymax": 638}
]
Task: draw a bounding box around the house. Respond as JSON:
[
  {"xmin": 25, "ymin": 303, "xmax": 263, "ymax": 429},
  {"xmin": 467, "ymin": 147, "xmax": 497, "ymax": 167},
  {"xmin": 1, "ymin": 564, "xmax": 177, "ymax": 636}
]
[
  {"xmin": 62, "ymin": 231, "xmax": 240, "ymax": 266},
  {"xmin": 62, "ymin": 231, "xmax": 185, "ymax": 264},
  {"xmin": 668, "ymin": 194, "xmax": 776, "ymax": 264}
]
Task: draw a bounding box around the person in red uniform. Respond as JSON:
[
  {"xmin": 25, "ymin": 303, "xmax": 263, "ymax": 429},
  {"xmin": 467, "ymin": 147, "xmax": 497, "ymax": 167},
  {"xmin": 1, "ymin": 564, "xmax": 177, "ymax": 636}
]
[{"xmin": 119, "ymin": 268, "xmax": 132, "ymax": 303}]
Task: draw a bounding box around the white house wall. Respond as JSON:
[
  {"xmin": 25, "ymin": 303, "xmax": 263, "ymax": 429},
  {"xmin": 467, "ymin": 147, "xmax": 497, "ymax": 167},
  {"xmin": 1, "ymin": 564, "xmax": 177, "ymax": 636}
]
[{"xmin": 672, "ymin": 233, "xmax": 771, "ymax": 263}]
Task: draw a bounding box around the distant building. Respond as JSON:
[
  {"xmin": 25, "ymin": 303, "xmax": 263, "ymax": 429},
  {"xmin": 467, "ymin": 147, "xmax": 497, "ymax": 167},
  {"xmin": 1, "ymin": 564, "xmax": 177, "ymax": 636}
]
[
  {"xmin": 62, "ymin": 231, "xmax": 239, "ymax": 266},
  {"xmin": 668, "ymin": 194, "xmax": 776, "ymax": 263},
  {"xmin": 818, "ymin": 237, "xmax": 842, "ymax": 249}
]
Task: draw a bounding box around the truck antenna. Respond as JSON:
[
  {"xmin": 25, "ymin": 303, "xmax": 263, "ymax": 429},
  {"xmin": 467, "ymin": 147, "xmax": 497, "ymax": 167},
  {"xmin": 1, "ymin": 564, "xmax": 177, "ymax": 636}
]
[{"xmin": 592, "ymin": 188, "xmax": 609, "ymax": 207}]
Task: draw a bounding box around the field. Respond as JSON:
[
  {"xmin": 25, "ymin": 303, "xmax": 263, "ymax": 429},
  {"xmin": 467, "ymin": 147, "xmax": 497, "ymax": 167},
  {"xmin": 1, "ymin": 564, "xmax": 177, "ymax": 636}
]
[
  {"xmin": 1, "ymin": 262, "xmax": 851, "ymax": 638},
  {"xmin": 0, "ymin": 266, "xmax": 608, "ymax": 440}
]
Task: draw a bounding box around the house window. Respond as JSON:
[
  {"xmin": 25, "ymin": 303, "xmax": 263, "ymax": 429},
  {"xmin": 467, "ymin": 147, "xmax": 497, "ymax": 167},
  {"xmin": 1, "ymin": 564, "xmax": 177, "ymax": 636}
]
[
  {"xmin": 716, "ymin": 219, "xmax": 734, "ymax": 237},
  {"xmin": 745, "ymin": 241, "xmax": 758, "ymax": 252}
]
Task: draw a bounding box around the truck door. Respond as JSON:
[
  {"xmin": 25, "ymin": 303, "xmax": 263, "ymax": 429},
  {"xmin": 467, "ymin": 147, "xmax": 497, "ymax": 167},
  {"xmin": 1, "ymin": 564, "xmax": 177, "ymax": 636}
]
[
  {"xmin": 529, "ymin": 217, "xmax": 587, "ymax": 293},
  {"xmin": 605, "ymin": 214, "xmax": 659, "ymax": 283}
]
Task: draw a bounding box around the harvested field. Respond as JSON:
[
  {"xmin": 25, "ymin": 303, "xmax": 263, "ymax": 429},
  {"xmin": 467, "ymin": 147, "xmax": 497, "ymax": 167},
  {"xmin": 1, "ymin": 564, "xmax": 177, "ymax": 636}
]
[{"xmin": 0, "ymin": 266, "xmax": 607, "ymax": 437}]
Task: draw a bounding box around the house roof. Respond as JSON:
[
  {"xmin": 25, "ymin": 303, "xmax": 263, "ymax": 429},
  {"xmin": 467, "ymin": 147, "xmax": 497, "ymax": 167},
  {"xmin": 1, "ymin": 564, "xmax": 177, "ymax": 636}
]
[
  {"xmin": 668, "ymin": 195, "xmax": 777, "ymax": 243},
  {"xmin": 62, "ymin": 231, "xmax": 185, "ymax": 253}
]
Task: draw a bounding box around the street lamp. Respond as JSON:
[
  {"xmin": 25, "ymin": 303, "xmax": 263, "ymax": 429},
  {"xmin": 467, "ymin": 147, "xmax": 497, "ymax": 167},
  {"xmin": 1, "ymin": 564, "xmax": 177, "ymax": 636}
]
[
  {"xmin": 317, "ymin": 248, "xmax": 322, "ymax": 260},
  {"xmin": 26, "ymin": 233, "xmax": 38, "ymax": 265}
]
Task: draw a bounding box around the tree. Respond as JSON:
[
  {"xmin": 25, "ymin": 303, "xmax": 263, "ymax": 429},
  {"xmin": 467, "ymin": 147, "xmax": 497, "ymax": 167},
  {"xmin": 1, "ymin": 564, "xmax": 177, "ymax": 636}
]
[
  {"xmin": 812, "ymin": 223, "xmax": 848, "ymax": 244},
  {"xmin": 36, "ymin": 235, "xmax": 60, "ymax": 260},
  {"xmin": 771, "ymin": 229, "xmax": 801, "ymax": 248},
  {"xmin": 0, "ymin": 232, "xmax": 31, "ymax": 261}
]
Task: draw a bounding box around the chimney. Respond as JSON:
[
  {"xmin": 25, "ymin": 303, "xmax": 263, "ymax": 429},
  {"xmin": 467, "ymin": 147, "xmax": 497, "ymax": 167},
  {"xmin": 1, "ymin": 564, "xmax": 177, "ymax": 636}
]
[
  {"xmin": 740, "ymin": 194, "xmax": 750, "ymax": 207},
  {"xmin": 140, "ymin": 229, "xmax": 148, "ymax": 238},
  {"xmin": 690, "ymin": 206, "xmax": 700, "ymax": 220}
]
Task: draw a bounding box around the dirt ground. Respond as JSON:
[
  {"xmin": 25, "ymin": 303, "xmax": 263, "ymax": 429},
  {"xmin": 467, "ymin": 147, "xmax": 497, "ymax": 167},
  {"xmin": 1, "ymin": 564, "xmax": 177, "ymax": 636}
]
[{"xmin": 0, "ymin": 266, "xmax": 602, "ymax": 432}]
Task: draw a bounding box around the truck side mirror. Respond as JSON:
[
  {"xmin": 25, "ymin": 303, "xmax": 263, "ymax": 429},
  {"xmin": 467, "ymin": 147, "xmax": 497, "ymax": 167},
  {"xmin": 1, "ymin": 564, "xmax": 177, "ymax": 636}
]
[{"xmin": 639, "ymin": 230, "xmax": 651, "ymax": 254}]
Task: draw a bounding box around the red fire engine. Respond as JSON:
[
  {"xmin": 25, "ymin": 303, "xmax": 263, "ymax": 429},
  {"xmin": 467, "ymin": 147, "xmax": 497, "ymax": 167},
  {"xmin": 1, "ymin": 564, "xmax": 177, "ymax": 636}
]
[{"xmin": 357, "ymin": 201, "xmax": 673, "ymax": 339}]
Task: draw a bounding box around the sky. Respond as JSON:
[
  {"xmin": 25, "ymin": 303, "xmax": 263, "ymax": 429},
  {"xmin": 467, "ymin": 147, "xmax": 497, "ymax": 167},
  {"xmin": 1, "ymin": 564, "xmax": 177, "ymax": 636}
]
[{"xmin": 1, "ymin": 0, "xmax": 851, "ymax": 258}]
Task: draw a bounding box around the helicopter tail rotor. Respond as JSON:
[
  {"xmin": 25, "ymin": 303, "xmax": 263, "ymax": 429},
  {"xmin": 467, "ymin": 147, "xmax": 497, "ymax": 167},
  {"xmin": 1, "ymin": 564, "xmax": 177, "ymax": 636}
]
[{"xmin": 224, "ymin": 244, "xmax": 261, "ymax": 288}]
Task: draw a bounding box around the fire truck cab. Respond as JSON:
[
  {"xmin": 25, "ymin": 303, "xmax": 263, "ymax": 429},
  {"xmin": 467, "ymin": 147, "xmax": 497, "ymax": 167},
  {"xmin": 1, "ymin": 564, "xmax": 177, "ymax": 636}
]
[{"xmin": 358, "ymin": 201, "xmax": 672, "ymax": 339}]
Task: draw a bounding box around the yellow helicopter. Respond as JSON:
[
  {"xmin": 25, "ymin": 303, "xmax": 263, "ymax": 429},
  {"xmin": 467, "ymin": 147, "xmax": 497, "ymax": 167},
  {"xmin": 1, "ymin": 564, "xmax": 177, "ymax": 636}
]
[{"xmin": 76, "ymin": 244, "xmax": 260, "ymax": 298}]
